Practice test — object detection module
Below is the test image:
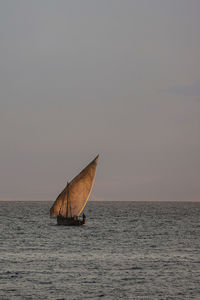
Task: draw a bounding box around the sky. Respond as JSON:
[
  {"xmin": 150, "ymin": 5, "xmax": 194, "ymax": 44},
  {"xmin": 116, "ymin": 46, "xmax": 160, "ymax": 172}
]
[{"xmin": 0, "ymin": 0, "xmax": 200, "ymax": 202}]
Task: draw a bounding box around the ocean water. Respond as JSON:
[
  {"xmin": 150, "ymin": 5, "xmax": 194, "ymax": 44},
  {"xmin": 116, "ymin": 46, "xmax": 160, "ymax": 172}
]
[{"xmin": 0, "ymin": 201, "xmax": 199, "ymax": 300}]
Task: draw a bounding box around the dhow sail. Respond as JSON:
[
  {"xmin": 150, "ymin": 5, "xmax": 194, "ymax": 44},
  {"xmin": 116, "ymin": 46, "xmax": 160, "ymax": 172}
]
[{"xmin": 50, "ymin": 155, "xmax": 99, "ymax": 218}]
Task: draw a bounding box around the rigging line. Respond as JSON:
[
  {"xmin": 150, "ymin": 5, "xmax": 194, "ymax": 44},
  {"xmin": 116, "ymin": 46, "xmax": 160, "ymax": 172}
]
[{"xmin": 66, "ymin": 182, "xmax": 69, "ymax": 218}]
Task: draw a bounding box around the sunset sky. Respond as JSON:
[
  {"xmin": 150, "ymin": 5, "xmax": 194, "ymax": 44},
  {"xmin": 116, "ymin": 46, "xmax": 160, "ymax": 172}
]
[{"xmin": 0, "ymin": 1, "xmax": 200, "ymax": 201}]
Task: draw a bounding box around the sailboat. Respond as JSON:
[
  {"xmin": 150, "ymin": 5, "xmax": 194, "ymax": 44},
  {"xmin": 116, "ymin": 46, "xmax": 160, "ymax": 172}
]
[{"xmin": 50, "ymin": 155, "xmax": 99, "ymax": 226}]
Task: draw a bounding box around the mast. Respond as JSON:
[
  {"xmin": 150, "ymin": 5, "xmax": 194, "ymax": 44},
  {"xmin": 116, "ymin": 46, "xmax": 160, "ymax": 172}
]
[{"xmin": 66, "ymin": 182, "xmax": 69, "ymax": 218}]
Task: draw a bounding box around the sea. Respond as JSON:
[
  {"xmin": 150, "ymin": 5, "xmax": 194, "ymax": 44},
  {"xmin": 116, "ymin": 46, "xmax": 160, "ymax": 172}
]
[{"xmin": 0, "ymin": 201, "xmax": 199, "ymax": 300}]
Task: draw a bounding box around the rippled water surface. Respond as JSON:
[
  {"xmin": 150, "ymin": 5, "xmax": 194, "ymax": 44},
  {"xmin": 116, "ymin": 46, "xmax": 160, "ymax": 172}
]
[{"xmin": 0, "ymin": 201, "xmax": 199, "ymax": 299}]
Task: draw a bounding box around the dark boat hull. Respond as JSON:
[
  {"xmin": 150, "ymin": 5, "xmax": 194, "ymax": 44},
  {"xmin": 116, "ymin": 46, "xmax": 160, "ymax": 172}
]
[{"xmin": 57, "ymin": 215, "xmax": 85, "ymax": 226}]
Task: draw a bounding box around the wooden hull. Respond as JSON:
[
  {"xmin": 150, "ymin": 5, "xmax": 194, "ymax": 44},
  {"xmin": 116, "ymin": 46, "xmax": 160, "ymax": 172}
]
[{"xmin": 57, "ymin": 215, "xmax": 85, "ymax": 226}]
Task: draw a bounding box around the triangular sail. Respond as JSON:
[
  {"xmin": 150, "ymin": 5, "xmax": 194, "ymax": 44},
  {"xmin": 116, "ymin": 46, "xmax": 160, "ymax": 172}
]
[{"xmin": 50, "ymin": 155, "xmax": 99, "ymax": 217}]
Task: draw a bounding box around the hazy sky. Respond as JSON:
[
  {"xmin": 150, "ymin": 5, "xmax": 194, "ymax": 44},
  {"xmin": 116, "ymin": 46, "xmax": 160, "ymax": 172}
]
[{"xmin": 0, "ymin": 1, "xmax": 200, "ymax": 201}]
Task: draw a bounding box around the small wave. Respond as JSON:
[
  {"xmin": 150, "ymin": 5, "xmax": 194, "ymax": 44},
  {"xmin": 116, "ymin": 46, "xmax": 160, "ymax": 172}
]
[{"xmin": 130, "ymin": 266, "xmax": 143, "ymax": 270}]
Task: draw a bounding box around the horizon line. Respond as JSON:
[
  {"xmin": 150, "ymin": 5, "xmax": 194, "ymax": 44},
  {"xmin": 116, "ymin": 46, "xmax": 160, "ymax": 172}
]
[{"xmin": 0, "ymin": 199, "xmax": 199, "ymax": 203}]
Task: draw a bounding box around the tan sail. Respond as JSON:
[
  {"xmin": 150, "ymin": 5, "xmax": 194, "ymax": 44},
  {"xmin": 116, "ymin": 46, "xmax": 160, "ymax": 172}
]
[
  {"xmin": 49, "ymin": 185, "xmax": 67, "ymax": 217},
  {"xmin": 50, "ymin": 155, "xmax": 99, "ymax": 217}
]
